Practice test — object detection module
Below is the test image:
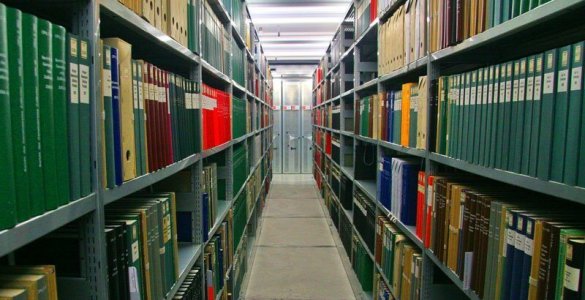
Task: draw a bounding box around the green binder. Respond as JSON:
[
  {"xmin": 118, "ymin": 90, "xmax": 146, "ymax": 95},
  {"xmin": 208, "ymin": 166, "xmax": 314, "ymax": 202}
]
[
  {"xmin": 79, "ymin": 38, "xmax": 91, "ymax": 196},
  {"xmin": 550, "ymin": 45, "xmax": 571, "ymax": 183},
  {"xmin": 137, "ymin": 62, "xmax": 147, "ymax": 174},
  {"xmin": 103, "ymin": 45, "xmax": 116, "ymax": 189},
  {"xmin": 7, "ymin": 7, "xmax": 31, "ymax": 222},
  {"xmin": 132, "ymin": 60, "xmax": 143, "ymax": 176},
  {"xmin": 529, "ymin": 54, "xmax": 544, "ymax": 177},
  {"xmin": 409, "ymin": 85, "xmax": 418, "ymax": 148},
  {"xmin": 521, "ymin": 56, "xmax": 535, "ymax": 175},
  {"xmin": 38, "ymin": 19, "xmax": 60, "ymax": 211},
  {"xmin": 496, "ymin": 64, "xmax": 507, "ymax": 168},
  {"xmin": 489, "ymin": 65, "xmax": 501, "ymax": 168},
  {"xmin": 393, "ymin": 91, "xmax": 402, "ymax": 145},
  {"xmin": 472, "ymin": 69, "xmax": 481, "ymax": 164},
  {"xmin": 511, "ymin": 59, "xmax": 526, "ymax": 173},
  {"xmin": 572, "ymin": 43, "xmax": 585, "ymax": 187},
  {"xmin": 0, "ymin": 4, "xmax": 17, "ymax": 230},
  {"xmin": 53, "ymin": 25, "xmax": 70, "ymax": 207},
  {"xmin": 461, "ymin": 72, "xmax": 471, "ymax": 161},
  {"xmin": 501, "ymin": 62, "xmax": 514, "ymax": 170},
  {"xmin": 479, "ymin": 66, "xmax": 494, "ymax": 167},
  {"xmin": 437, "ymin": 77, "xmax": 449, "ymax": 155},
  {"xmin": 67, "ymin": 34, "xmax": 81, "ymax": 200},
  {"xmin": 537, "ymin": 49, "xmax": 557, "ymax": 180},
  {"xmin": 22, "ymin": 13, "xmax": 45, "ymax": 217}
]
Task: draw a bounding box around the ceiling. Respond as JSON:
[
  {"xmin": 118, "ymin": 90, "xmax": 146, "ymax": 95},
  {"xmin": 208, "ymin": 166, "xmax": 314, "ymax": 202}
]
[{"xmin": 247, "ymin": 0, "xmax": 352, "ymax": 74}]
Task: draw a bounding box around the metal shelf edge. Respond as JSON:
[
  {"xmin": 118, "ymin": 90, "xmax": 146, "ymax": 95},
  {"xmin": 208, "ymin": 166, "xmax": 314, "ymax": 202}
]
[
  {"xmin": 0, "ymin": 193, "xmax": 97, "ymax": 257},
  {"xmin": 104, "ymin": 153, "xmax": 201, "ymax": 204},
  {"xmin": 165, "ymin": 244, "xmax": 203, "ymax": 300}
]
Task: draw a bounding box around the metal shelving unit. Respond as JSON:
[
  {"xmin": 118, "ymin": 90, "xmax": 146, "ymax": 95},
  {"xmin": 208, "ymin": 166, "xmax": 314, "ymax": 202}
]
[
  {"xmin": 0, "ymin": 0, "xmax": 274, "ymax": 299},
  {"xmin": 311, "ymin": 0, "xmax": 585, "ymax": 298}
]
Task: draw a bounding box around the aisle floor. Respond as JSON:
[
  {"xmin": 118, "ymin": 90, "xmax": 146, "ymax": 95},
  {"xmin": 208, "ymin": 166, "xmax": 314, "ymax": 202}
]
[{"xmin": 243, "ymin": 174, "xmax": 359, "ymax": 300}]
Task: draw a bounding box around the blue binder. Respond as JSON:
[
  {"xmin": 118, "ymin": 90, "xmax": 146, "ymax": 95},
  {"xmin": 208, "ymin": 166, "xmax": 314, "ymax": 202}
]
[{"xmin": 110, "ymin": 47, "xmax": 123, "ymax": 186}]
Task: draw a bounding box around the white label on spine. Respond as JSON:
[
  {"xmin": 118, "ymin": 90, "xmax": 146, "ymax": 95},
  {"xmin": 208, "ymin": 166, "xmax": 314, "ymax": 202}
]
[
  {"xmin": 564, "ymin": 265, "xmax": 581, "ymax": 292},
  {"xmin": 515, "ymin": 232, "xmax": 525, "ymax": 250},
  {"xmin": 558, "ymin": 69, "xmax": 569, "ymax": 93},
  {"xmin": 534, "ymin": 76, "xmax": 543, "ymax": 100},
  {"xmin": 543, "ymin": 72, "xmax": 555, "ymax": 94},
  {"xmin": 138, "ymin": 81, "xmax": 144, "ymax": 110},
  {"xmin": 524, "ymin": 238, "xmax": 534, "ymax": 255},
  {"xmin": 102, "ymin": 69, "xmax": 112, "ymax": 98},
  {"xmin": 80, "ymin": 65, "xmax": 90, "ymax": 104},
  {"xmin": 131, "ymin": 241, "xmax": 139, "ymax": 262},
  {"xmin": 70, "ymin": 63, "xmax": 80, "ymax": 103},
  {"xmin": 571, "ymin": 67, "xmax": 582, "ymax": 91},
  {"xmin": 526, "ymin": 77, "xmax": 534, "ymax": 101}
]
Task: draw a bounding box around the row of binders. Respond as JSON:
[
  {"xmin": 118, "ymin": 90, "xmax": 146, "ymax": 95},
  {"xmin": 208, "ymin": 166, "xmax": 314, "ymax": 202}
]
[
  {"xmin": 354, "ymin": 76, "xmax": 429, "ymax": 149},
  {"xmin": 201, "ymin": 84, "xmax": 232, "ymax": 150},
  {"xmin": 116, "ymin": 0, "xmax": 190, "ymax": 50},
  {"xmin": 375, "ymin": 216, "xmax": 423, "ymax": 300},
  {"xmin": 204, "ymin": 212, "xmax": 233, "ymax": 300},
  {"xmin": 100, "ymin": 38, "xmax": 202, "ymax": 189},
  {"xmin": 105, "ymin": 192, "xmax": 180, "ymax": 300},
  {"xmin": 425, "ymin": 174, "xmax": 585, "ymax": 300},
  {"xmin": 202, "ymin": 1, "xmax": 230, "ymax": 75},
  {"xmin": 172, "ymin": 267, "xmax": 203, "ymax": 300},
  {"xmin": 378, "ymin": 0, "xmax": 427, "ymax": 76},
  {"xmin": 435, "ymin": 41, "xmax": 585, "ymax": 187},
  {"xmin": 0, "ymin": 5, "xmax": 92, "ymax": 230},
  {"xmin": 429, "ymin": 0, "xmax": 555, "ymax": 53},
  {"xmin": 378, "ymin": 157, "xmax": 422, "ymax": 227},
  {"xmin": 0, "ymin": 265, "xmax": 58, "ymax": 300}
]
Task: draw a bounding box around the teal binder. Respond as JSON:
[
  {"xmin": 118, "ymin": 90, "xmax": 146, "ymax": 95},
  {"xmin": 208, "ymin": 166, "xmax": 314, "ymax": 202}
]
[
  {"xmin": 550, "ymin": 45, "xmax": 571, "ymax": 183},
  {"xmin": 529, "ymin": 54, "xmax": 544, "ymax": 177},
  {"xmin": 521, "ymin": 56, "xmax": 535, "ymax": 175},
  {"xmin": 566, "ymin": 42, "xmax": 584, "ymax": 186},
  {"xmin": 537, "ymin": 49, "xmax": 558, "ymax": 180}
]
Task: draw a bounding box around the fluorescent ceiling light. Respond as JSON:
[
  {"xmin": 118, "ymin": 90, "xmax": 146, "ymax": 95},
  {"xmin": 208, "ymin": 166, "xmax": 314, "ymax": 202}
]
[
  {"xmin": 252, "ymin": 17, "xmax": 341, "ymax": 24},
  {"xmin": 260, "ymin": 36, "xmax": 332, "ymax": 42},
  {"xmin": 248, "ymin": 5, "xmax": 348, "ymax": 14},
  {"xmin": 261, "ymin": 43, "xmax": 329, "ymax": 49},
  {"xmin": 259, "ymin": 32, "xmax": 333, "ymax": 37}
]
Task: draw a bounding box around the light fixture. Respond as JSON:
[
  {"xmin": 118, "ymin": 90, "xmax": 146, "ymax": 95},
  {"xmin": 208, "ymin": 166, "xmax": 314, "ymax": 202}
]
[{"xmin": 252, "ymin": 17, "xmax": 341, "ymax": 25}]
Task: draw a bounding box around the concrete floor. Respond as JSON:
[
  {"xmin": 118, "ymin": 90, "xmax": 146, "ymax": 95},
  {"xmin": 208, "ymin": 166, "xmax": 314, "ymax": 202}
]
[{"xmin": 243, "ymin": 174, "xmax": 359, "ymax": 300}]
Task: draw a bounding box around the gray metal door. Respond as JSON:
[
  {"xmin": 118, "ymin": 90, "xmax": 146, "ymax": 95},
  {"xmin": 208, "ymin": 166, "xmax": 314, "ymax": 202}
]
[
  {"xmin": 283, "ymin": 82, "xmax": 301, "ymax": 173},
  {"xmin": 273, "ymin": 79, "xmax": 283, "ymax": 173},
  {"xmin": 301, "ymin": 81, "xmax": 313, "ymax": 173}
]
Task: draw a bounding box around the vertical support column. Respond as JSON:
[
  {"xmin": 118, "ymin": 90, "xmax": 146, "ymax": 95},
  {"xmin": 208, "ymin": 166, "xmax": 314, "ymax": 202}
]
[{"xmin": 74, "ymin": 0, "xmax": 109, "ymax": 298}]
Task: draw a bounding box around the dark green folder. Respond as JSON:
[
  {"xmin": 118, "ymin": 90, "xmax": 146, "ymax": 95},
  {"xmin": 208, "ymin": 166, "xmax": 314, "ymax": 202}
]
[
  {"xmin": 521, "ymin": 56, "xmax": 535, "ymax": 175},
  {"xmin": 462, "ymin": 72, "xmax": 471, "ymax": 161},
  {"xmin": 132, "ymin": 61, "xmax": 142, "ymax": 175},
  {"xmin": 473, "ymin": 69, "xmax": 483, "ymax": 164},
  {"xmin": 502, "ymin": 0, "xmax": 512, "ymax": 22},
  {"xmin": 0, "ymin": 4, "xmax": 17, "ymax": 229},
  {"xmin": 67, "ymin": 34, "xmax": 81, "ymax": 200},
  {"xmin": 537, "ymin": 49, "xmax": 558, "ymax": 180},
  {"xmin": 519, "ymin": 0, "xmax": 530, "ymax": 14},
  {"xmin": 480, "ymin": 67, "xmax": 491, "ymax": 166},
  {"xmin": 79, "ymin": 38, "xmax": 91, "ymax": 196},
  {"xmin": 496, "ymin": 64, "xmax": 507, "ymax": 168},
  {"xmin": 511, "ymin": 60, "xmax": 526, "ymax": 173},
  {"xmin": 53, "ymin": 25, "xmax": 70, "ymax": 207},
  {"xmin": 7, "ymin": 8, "xmax": 31, "ymax": 222},
  {"xmin": 550, "ymin": 45, "xmax": 571, "ymax": 183},
  {"xmin": 22, "ymin": 13, "xmax": 45, "ymax": 217},
  {"xmin": 360, "ymin": 97, "xmax": 370, "ymax": 137},
  {"xmin": 489, "ymin": 65, "xmax": 501, "ymax": 168},
  {"xmin": 437, "ymin": 77, "xmax": 449, "ymax": 155},
  {"xmin": 409, "ymin": 85, "xmax": 418, "ymax": 148},
  {"xmin": 509, "ymin": 61, "xmax": 520, "ymax": 171},
  {"xmin": 501, "ymin": 62, "xmax": 514, "ymax": 170},
  {"xmin": 569, "ymin": 43, "xmax": 585, "ymax": 187},
  {"xmin": 137, "ymin": 63, "xmax": 147, "ymax": 174},
  {"xmin": 529, "ymin": 54, "xmax": 544, "ymax": 177},
  {"xmin": 393, "ymin": 91, "xmax": 402, "ymax": 145},
  {"xmin": 103, "ymin": 45, "xmax": 116, "ymax": 189},
  {"xmin": 38, "ymin": 19, "xmax": 60, "ymax": 211}
]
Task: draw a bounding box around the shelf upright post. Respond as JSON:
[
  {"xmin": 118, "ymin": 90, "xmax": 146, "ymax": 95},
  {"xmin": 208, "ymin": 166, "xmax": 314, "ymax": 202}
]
[{"xmin": 79, "ymin": 0, "xmax": 109, "ymax": 298}]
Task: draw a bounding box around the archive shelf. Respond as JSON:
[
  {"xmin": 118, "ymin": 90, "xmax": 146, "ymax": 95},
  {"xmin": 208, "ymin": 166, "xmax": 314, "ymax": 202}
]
[
  {"xmin": 378, "ymin": 57, "xmax": 428, "ymax": 85},
  {"xmin": 206, "ymin": 200, "xmax": 233, "ymax": 244},
  {"xmin": 425, "ymin": 250, "xmax": 482, "ymax": 300},
  {"xmin": 353, "ymin": 226, "xmax": 375, "ymax": 262},
  {"xmin": 202, "ymin": 58, "xmax": 232, "ymax": 84},
  {"xmin": 340, "ymin": 165, "xmax": 355, "ymax": 180},
  {"xmin": 103, "ymin": 153, "xmax": 202, "ymax": 204},
  {"xmin": 99, "ymin": 0, "xmax": 199, "ymax": 63},
  {"xmin": 232, "ymin": 25, "xmax": 246, "ymax": 48},
  {"xmin": 374, "ymin": 201, "xmax": 423, "ymax": 250},
  {"xmin": 311, "ymin": 0, "xmax": 585, "ymax": 297},
  {"xmin": 431, "ymin": 0, "xmax": 585, "ymax": 63},
  {"xmin": 428, "ymin": 153, "xmax": 585, "ymax": 204},
  {"xmin": 0, "ymin": 0, "xmax": 274, "ymax": 298},
  {"xmin": 354, "ymin": 78, "xmax": 378, "ymax": 93},
  {"xmin": 167, "ymin": 244, "xmax": 204, "ymax": 300},
  {"xmin": 355, "ymin": 179, "xmax": 377, "ymax": 201},
  {"xmin": 0, "ymin": 193, "xmax": 97, "ymax": 257}
]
